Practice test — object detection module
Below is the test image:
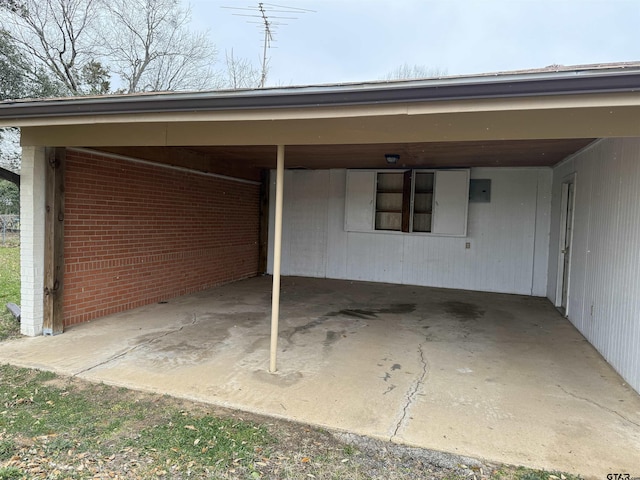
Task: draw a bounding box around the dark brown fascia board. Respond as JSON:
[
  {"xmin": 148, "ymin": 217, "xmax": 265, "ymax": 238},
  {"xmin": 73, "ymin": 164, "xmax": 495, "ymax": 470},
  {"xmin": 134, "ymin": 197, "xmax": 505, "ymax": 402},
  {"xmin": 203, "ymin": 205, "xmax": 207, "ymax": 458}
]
[
  {"xmin": 0, "ymin": 166, "xmax": 20, "ymax": 186},
  {"xmin": 1, "ymin": 68, "xmax": 640, "ymax": 119}
]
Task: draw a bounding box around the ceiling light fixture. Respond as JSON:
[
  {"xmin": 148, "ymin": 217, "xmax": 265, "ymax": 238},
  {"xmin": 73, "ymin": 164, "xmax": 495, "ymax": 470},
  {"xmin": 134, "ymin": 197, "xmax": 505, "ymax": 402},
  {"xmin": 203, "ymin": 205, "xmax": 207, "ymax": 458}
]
[{"xmin": 385, "ymin": 154, "xmax": 400, "ymax": 164}]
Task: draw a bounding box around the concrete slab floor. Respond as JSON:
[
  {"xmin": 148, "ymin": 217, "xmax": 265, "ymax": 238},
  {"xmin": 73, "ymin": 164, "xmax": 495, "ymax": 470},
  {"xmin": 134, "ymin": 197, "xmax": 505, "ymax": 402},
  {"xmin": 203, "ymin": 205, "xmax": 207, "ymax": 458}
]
[{"xmin": 1, "ymin": 276, "xmax": 639, "ymax": 478}]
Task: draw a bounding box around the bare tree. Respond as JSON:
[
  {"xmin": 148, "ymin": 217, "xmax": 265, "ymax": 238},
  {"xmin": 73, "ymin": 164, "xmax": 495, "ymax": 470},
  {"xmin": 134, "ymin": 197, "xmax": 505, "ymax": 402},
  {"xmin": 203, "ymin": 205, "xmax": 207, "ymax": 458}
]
[
  {"xmin": 0, "ymin": 28, "xmax": 28, "ymax": 100},
  {"xmin": 224, "ymin": 49, "xmax": 261, "ymax": 90},
  {"xmin": 97, "ymin": 0, "xmax": 219, "ymax": 93},
  {"xmin": 1, "ymin": 0, "xmax": 220, "ymax": 95},
  {"xmin": 383, "ymin": 63, "xmax": 447, "ymax": 81},
  {"xmin": 0, "ymin": 128, "xmax": 21, "ymax": 173},
  {"xmin": 0, "ymin": 0, "xmax": 106, "ymax": 95}
]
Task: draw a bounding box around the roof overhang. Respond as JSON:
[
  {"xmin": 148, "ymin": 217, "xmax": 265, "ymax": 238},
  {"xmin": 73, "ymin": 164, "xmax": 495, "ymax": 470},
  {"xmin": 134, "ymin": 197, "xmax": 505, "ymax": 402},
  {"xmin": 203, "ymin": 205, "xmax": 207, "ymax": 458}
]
[
  {"xmin": 14, "ymin": 97, "xmax": 639, "ymax": 147},
  {"xmin": 1, "ymin": 64, "xmax": 639, "ymax": 175}
]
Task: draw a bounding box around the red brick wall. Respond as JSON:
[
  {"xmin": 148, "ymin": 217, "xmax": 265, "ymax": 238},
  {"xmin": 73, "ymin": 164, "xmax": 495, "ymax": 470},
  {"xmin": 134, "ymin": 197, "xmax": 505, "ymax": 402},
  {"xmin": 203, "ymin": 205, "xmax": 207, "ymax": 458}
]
[{"xmin": 63, "ymin": 150, "xmax": 260, "ymax": 327}]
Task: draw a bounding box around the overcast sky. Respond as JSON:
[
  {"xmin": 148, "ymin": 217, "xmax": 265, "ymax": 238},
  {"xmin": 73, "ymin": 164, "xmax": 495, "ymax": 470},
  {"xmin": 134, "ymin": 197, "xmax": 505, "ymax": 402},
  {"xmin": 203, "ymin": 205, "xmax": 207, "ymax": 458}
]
[{"xmin": 189, "ymin": 0, "xmax": 639, "ymax": 86}]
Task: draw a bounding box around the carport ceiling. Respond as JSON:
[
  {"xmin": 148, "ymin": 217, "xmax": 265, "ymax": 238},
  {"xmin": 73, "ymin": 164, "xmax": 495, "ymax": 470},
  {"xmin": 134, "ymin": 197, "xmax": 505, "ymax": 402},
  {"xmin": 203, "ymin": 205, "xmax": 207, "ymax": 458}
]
[{"xmin": 96, "ymin": 138, "xmax": 594, "ymax": 171}]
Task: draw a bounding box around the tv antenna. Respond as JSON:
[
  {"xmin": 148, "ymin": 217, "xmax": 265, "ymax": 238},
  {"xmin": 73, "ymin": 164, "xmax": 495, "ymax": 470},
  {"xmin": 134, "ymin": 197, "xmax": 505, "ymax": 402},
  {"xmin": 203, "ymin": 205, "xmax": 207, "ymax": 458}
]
[{"xmin": 222, "ymin": 3, "xmax": 315, "ymax": 87}]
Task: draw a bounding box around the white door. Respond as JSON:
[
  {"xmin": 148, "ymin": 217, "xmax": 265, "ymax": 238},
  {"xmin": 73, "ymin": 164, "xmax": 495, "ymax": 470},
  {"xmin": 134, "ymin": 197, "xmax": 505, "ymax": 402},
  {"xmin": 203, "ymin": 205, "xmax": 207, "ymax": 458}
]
[
  {"xmin": 431, "ymin": 170, "xmax": 470, "ymax": 236},
  {"xmin": 557, "ymin": 180, "xmax": 575, "ymax": 314},
  {"xmin": 344, "ymin": 170, "xmax": 376, "ymax": 232}
]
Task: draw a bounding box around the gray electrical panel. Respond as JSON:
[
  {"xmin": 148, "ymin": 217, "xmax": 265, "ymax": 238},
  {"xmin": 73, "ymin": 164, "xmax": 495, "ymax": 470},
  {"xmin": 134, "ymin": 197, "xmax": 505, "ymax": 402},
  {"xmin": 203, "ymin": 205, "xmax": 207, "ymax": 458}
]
[{"xmin": 469, "ymin": 179, "xmax": 491, "ymax": 203}]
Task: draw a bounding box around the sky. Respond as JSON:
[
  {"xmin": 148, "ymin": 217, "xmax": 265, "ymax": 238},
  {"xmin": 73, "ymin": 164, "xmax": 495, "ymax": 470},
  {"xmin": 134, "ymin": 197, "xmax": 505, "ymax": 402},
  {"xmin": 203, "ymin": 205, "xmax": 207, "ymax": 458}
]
[{"xmin": 189, "ymin": 0, "xmax": 640, "ymax": 86}]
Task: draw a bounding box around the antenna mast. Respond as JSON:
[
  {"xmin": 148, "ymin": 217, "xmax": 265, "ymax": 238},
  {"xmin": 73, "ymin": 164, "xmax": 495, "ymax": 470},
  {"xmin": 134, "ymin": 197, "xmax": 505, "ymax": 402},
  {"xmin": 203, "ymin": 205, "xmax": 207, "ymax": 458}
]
[
  {"xmin": 258, "ymin": 3, "xmax": 271, "ymax": 88},
  {"xmin": 222, "ymin": 3, "xmax": 315, "ymax": 88}
]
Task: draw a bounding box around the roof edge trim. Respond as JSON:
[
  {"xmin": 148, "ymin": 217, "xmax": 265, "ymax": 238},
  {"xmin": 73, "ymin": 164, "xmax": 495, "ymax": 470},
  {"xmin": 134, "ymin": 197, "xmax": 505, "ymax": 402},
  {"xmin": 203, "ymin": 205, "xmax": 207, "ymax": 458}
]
[{"xmin": 2, "ymin": 69, "xmax": 640, "ymax": 120}]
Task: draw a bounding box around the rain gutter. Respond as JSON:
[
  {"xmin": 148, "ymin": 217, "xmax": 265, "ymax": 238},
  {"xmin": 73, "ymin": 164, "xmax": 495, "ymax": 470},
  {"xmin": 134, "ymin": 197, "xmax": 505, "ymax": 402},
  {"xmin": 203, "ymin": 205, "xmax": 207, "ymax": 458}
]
[{"xmin": 1, "ymin": 69, "xmax": 639, "ymax": 120}]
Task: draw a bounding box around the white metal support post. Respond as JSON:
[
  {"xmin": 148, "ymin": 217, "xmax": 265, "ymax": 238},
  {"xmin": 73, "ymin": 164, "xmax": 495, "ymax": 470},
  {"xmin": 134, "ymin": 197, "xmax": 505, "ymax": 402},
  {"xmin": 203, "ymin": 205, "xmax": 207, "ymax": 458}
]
[{"xmin": 269, "ymin": 145, "xmax": 285, "ymax": 373}]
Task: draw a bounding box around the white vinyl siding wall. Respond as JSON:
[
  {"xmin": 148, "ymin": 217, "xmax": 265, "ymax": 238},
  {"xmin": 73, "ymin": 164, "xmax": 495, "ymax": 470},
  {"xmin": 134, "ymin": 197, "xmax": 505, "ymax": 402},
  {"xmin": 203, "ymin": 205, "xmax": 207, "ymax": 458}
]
[
  {"xmin": 268, "ymin": 167, "xmax": 551, "ymax": 296},
  {"xmin": 548, "ymin": 138, "xmax": 640, "ymax": 393}
]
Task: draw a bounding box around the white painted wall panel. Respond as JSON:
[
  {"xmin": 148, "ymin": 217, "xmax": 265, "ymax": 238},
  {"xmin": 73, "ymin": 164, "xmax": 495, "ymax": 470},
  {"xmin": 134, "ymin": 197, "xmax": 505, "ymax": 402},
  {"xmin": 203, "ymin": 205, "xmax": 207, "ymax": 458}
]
[
  {"xmin": 548, "ymin": 138, "xmax": 640, "ymax": 393},
  {"xmin": 582, "ymin": 141, "xmax": 618, "ymax": 344},
  {"xmin": 402, "ymin": 234, "xmax": 469, "ymax": 289},
  {"xmin": 532, "ymin": 169, "xmax": 552, "ymax": 296},
  {"xmin": 462, "ymin": 168, "xmax": 538, "ymax": 294},
  {"xmin": 401, "ymin": 167, "xmax": 539, "ymax": 295},
  {"xmin": 281, "ymin": 170, "xmax": 329, "ymax": 277},
  {"xmin": 269, "ymin": 167, "xmax": 551, "ymax": 297},
  {"xmin": 267, "ymin": 170, "xmax": 331, "ymax": 277},
  {"xmin": 326, "ymin": 169, "xmax": 348, "ymax": 279},
  {"xmin": 346, "ymin": 232, "xmax": 404, "ymax": 283},
  {"xmin": 616, "ymin": 140, "xmax": 640, "ymax": 388}
]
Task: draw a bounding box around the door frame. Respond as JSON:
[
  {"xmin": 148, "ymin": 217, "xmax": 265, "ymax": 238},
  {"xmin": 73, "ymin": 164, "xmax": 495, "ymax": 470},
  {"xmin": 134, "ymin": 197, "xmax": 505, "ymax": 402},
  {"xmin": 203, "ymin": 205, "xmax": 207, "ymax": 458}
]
[{"xmin": 555, "ymin": 173, "xmax": 577, "ymax": 314}]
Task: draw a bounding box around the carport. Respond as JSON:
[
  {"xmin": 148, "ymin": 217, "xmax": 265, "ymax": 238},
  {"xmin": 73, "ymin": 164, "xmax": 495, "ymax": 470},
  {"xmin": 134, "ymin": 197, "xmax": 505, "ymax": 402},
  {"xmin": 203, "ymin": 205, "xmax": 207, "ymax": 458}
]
[
  {"xmin": 2, "ymin": 63, "xmax": 640, "ymax": 476},
  {"xmin": 1, "ymin": 276, "xmax": 639, "ymax": 477}
]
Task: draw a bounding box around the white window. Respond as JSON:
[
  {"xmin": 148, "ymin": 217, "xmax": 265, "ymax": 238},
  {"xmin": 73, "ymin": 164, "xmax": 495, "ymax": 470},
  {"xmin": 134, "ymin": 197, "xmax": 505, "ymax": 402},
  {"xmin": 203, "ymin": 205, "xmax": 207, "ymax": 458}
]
[{"xmin": 345, "ymin": 169, "xmax": 469, "ymax": 236}]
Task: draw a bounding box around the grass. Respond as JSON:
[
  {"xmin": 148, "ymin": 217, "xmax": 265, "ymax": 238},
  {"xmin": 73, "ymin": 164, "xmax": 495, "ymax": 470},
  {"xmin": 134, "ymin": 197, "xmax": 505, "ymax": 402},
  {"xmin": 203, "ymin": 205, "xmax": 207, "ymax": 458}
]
[
  {"xmin": 0, "ymin": 467, "xmax": 22, "ymax": 480},
  {"xmin": 0, "ymin": 247, "xmax": 20, "ymax": 341},
  {"xmin": 0, "ymin": 364, "xmax": 584, "ymax": 480},
  {"xmin": 132, "ymin": 410, "xmax": 269, "ymax": 468},
  {"xmin": 493, "ymin": 466, "xmax": 583, "ymax": 480},
  {"xmin": 0, "ymin": 365, "xmax": 272, "ymax": 478}
]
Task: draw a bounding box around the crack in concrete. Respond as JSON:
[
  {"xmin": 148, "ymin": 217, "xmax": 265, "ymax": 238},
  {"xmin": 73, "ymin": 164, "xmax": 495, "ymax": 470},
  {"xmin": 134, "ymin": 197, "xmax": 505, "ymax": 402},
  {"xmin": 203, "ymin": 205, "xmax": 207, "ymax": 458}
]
[
  {"xmin": 556, "ymin": 384, "xmax": 640, "ymax": 428},
  {"xmin": 73, "ymin": 313, "xmax": 199, "ymax": 376},
  {"xmin": 391, "ymin": 342, "xmax": 429, "ymax": 441}
]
